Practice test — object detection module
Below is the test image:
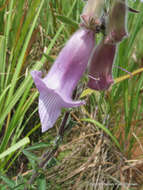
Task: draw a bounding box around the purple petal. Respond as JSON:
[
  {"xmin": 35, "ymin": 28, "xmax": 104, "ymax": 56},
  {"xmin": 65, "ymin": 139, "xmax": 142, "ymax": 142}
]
[
  {"xmin": 45, "ymin": 29, "xmax": 95, "ymax": 97},
  {"xmin": 88, "ymin": 74, "xmax": 114, "ymax": 91},
  {"xmin": 39, "ymin": 93, "xmax": 61, "ymax": 133},
  {"xmin": 39, "ymin": 90, "xmax": 84, "ymax": 133},
  {"xmin": 31, "ymin": 29, "xmax": 95, "ymax": 132},
  {"xmin": 31, "ymin": 71, "xmax": 45, "ymax": 92},
  {"xmin": 88, "ymin": 41, "xmax": 117, "ymax": 91},
  {"xmin": 31, "ymin": 70, "xmax": 85, "ymax": 132}
]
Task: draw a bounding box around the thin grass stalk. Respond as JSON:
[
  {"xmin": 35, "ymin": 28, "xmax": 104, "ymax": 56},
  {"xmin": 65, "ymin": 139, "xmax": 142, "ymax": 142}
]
[
  {"xmin": 5, "ymin": 0, "xmax": 44, "ymax": 107},
  {"xmin": 1, "ymin": 0, "xmax": 14, "ymax": 90},
  {"xmin": 40, "ymin": 0, "xmax": 78, "ymax": 63}
]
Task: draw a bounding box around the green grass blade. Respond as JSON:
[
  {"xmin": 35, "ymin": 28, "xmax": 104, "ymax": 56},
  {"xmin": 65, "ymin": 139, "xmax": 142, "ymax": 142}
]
[
  {"xmin": 40, "ymin": 0, "xmax": 78, "ymax": 63},
  {"xmin": 0, "ymin": 35, "xmax": 5, "ymax": 92},
  {"xmin": 56, "ymin": 14, "xmax": 79, "ymax": 28},
  {"xmin": 5, "ymin": 0, "xmax": 45, "ymax": 106},
  {"xmin": 37, "ymin": 176, "xmax": 46, "ymax": 190},
  {"xmin": 0, "ymin": 137, "xmax": 30, "ymax": 160},
  {"xmin": 82, "ymin": 118, "xmax": 121, "ymax": 151}
]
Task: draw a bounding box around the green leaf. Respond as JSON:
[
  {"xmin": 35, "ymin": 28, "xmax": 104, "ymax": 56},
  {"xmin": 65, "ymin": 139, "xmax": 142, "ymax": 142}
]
[
  {"xmin": 47, "ymin": 157, "xmax": 59, "ymax": 168},
  {"xmin": 43, "ymin": 53, "xmax": 55, "ymax": 62},
  {"xmin": 23, "ymin": 150, "xmax": 39, "ymax": 169},
  {"xmin": 22, "ymin": 150, "xmax": 39, "ymax": 161},
  {"xmin": 25, "ymin": 142, "xmax": 51, "ymax": 151},
  {"xmin": 37, "ymin": 175, "xmax": 46, "ymax": 190},
  {"xmin": 0, "ymin": 185, "xmax": 8, "ymax": 190},
  {"xmin": 0, "ymin": 175, "xmax": 15, "ymax": 187}
]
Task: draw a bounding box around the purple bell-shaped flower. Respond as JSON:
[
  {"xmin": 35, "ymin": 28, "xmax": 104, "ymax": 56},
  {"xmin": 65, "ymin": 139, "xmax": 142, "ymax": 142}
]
[
  {"xmin": 31, "ymin": 29, "xmax": 95, "ymax": 132},
  {"xmin": 88, "ymin": 40, "xmax": 117, "ymax": 91}
]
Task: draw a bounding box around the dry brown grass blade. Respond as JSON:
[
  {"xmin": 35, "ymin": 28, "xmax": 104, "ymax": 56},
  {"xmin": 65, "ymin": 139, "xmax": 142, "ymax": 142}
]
[
  {"xmin": 57, "ymin": 139, "xmax": 102, "ymax": 185},
  {"xmin": 72, "ymin": 139, "xmax": 102, "ymax": 190},
  {"xmin": 60, "ymin": 133, "xmax": 99, "ymax": 151},
  {"xmin": 14, "ymin": 10, "xmax": 27, "ymax": 50}
]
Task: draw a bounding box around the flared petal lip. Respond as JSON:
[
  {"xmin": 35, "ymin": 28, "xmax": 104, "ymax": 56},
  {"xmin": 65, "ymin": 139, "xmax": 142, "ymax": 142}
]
[
  {"xmin": 31, "ymin": 70, "xmax": 85, "ymax": 132},
  {"xmin": 38, "ymin": 94, "xmax": 61, "ymax": 132},
  {"xmin": 31, "ymin": 70, "xmax": 85, "ymax": 107},
  {"xmin": 39, "ymin": 88, "xmax": 85, "ymax": 132}
]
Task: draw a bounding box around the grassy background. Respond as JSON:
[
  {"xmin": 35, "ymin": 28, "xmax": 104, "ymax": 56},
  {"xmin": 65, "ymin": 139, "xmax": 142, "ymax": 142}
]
[{"xmin": 0, "ymin": 0, "xmax": 143, "ymax": 189}]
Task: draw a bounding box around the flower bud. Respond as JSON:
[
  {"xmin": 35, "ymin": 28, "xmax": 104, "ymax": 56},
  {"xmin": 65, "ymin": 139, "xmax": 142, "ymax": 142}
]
[
  {"xmin": 105, "ymin": 0, "xmax": 128, "ymax": 44},
  {"xmin": 81, "ymin": 0, "xmax": 104, "ymax": 30}
]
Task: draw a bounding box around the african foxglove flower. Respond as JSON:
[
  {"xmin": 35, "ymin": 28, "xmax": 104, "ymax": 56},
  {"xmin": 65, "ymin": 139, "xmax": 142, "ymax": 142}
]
[
  {"xmin": 31, "ymin": 29, "xmax": 95, "ymax": 132},
  {"xmin": 88, "ymin": 41, "xmax": 117, "ymax": 91},
  {"xmin": 105, "ymin": 0, "xmax": 128, "ymax": 44}
]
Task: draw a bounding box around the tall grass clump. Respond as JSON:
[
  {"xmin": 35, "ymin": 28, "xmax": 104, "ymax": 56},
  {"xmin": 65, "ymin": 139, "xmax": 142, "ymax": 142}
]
[{"xmin": 0, "ymin": 0, "xmax": 46, "ymax": 172}]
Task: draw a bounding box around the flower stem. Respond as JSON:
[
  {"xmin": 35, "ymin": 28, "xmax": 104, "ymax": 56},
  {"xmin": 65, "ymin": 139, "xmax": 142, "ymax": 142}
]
[{"xmin": 24, "ymin": 111, "xmax": 71, "ymax": 189}]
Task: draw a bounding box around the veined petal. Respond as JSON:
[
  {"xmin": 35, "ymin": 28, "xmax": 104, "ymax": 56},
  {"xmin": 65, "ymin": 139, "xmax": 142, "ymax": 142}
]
[
  {"xmin": 31, "ymin": 71, "xmax": 84, "ymax": 132},
  {"xmin": 39, "ymin": 93, "xmax": 61, "ymax": 133},
  {"xmin": 39, "ymin": 90, "xmax": 84, "ymax": 133}
]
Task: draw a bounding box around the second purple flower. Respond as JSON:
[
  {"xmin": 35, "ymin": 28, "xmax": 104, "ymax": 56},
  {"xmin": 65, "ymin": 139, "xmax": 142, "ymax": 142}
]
[{"xmin": 88, "ymin": 41, "xmax": 117, "ymax": 91}]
